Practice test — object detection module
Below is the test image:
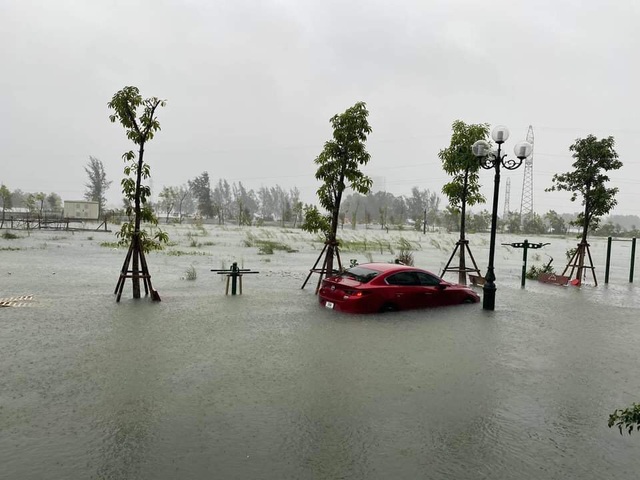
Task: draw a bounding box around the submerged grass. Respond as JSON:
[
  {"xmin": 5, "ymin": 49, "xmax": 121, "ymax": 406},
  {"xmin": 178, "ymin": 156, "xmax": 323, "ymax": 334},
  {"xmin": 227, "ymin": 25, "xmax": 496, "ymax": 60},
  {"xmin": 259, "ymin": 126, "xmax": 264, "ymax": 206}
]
[{"xmin": 243, "ymin": 232, "xmax": 298, "ymax": 255}]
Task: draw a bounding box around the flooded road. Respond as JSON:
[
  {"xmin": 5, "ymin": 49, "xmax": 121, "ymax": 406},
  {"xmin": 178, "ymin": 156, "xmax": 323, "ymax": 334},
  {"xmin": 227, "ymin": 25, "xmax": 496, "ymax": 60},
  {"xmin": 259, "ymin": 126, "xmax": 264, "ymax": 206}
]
[{"xmin": 1, "ymin": 229, "xmax": 640, "ymax": 479}]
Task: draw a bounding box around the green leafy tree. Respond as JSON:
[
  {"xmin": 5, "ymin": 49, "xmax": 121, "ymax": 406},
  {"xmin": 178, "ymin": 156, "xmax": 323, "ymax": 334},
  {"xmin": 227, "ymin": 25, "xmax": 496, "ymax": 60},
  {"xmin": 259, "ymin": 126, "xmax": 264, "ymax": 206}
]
[
  {"xmin": 546, "ymin": 135, "xmax": 622, "ymax": 244},
  {"xmin": 544, "ymin": 210, "xmax": 566, "ymax": 235},
  {"xmin": 303, "ymin": 101, "xmax": 373, "ymax": 277},
  {"xmin": 439, "ymin": 120, "xmax": 490, "ymax": 217},
  {"xmin": 158, "ymin": 186, "xmax": 178, "ymax": 222},
  {"xmin": 83, "ymin": 156, "xmax": 112, "ymax": 218},
  {"xmin": 188, "ymin": 172, "xmax": 214, "ymax": 218},
  {"xmin": 34, "ymin": 192, "xmax": 46, "ymax": 218},
  {"xmin": 522, "ymin": 212, "xmax": 547, "ymax": 234},
  {"xmin": 25, "ymin": 194, "xmax": 36, "ymax": 214},
  {"xmin": 0, "ymin": 184, "xmax": 12, "ymax": 227},
  {"xmin": 439, "ymin": 120, "xmax": 490, "ymax": 283},
  {"xmin": 46, "ymin": 192, "xmax": 62, "ymax": 213},
  {"xmin": 108, "ymin": 86, "xmax": 168, "ymax": 300}
]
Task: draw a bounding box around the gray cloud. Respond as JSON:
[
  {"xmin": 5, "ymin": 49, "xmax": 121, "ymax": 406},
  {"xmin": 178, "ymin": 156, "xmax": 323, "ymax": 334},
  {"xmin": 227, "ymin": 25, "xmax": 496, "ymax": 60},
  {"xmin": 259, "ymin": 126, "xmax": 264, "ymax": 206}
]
[{"xmin": 1, "ymin": 0, "xmax": 638, "ymax": 216}]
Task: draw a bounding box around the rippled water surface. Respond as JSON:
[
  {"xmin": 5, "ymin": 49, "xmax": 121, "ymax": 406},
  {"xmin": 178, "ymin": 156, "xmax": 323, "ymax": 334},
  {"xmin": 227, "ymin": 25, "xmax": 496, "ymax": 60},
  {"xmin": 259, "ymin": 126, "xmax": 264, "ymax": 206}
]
[{"xmin": 2, "ymin": 228, "xmax": 640, "ymax": 479}]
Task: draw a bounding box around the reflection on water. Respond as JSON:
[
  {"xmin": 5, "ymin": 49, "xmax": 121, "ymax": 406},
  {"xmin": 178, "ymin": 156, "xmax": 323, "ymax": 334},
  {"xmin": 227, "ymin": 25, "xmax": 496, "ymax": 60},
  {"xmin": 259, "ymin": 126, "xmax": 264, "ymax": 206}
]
[{"xmin": 1, "ymin": 239, "xmax": 640, "ymax": 479}]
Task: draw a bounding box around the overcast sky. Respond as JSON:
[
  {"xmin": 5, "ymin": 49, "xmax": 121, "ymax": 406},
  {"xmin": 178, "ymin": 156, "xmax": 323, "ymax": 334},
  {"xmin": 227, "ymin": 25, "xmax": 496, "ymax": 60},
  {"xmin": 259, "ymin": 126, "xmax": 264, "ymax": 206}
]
[{"xmin": 1, "ymin": 0, "xmax": 639, "ymax": 217}]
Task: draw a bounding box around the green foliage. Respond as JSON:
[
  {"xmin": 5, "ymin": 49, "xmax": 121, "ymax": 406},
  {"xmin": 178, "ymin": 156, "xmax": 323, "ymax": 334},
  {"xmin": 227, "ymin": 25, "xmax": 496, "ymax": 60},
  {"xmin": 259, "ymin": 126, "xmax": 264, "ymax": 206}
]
[
  {"xmin": 546, "ymin": 135, "xmax": 622, "ymax": 242},
  {"xmin": 301, "ymin": 204, "xmax": 331, "ymax": 237},
  {"xmin": 526, "ymin": 263, "xmax": 555, "ymax": 279},
  {"xmin": 609, "ymin": 403, "xmax": 640, "ymax": 435},
  {"xmin": 243, "ymin": 232, "xmax": 297, "ymax": 254},
  {"xmin": 115, "ymin": 205, "xmax": 169, "ymax": 252},
  {"xmin": 312, "ymin": 101, "xmax": 373, "ymax": 238},
  {"xmin": 522, "ymin": 212, "xmax": 548, "ymax": 234},
  {"xmin": 395, "ymin": 237, "xmax": 415, "ymax": 266},
  {"xmin": 99, "ymin": 241, "xmax": 120, "ymax": 248},
  {"xmin": 108, "ymin": 86, "xmax": 169, "ymax": 253},
  {"xmin": 439, "ymin": 120, "xmax": 490, "ymax": 211},
  {"xmin": 544, "ymin": 210, "xmax": 566, "ymax": 235},
  {"xmin": 1, "ymin": 231, "xmax": 19, "ymax": 239},
  {"xmin": 165, "ymin": 250, "xmax": 208, "ymax": 256}
]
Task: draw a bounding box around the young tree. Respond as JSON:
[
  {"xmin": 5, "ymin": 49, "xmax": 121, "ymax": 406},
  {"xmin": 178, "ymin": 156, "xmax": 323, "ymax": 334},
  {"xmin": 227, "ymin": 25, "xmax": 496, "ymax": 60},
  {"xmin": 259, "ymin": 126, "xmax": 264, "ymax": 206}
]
[
  {"xmin": 546, "ymin": 135, "xmax": 621, "ymax": 283},
  {"xmin": 547, "ymin": 135, "xmax": 621, "ymax": 242},
  {"xmin": 108, "ymin": 86, "xmax": 168, "ymax": 301},
  {"xmin": 302, "ymin": 101, "xmax": 372, "ymax": 279},
  {"xmin": 438, "ymin": 120, "xmax": 490, "ymax": 283},
  {"xmin": 84, "ymin": 156, "xmax": 112, "ymax": 218}
]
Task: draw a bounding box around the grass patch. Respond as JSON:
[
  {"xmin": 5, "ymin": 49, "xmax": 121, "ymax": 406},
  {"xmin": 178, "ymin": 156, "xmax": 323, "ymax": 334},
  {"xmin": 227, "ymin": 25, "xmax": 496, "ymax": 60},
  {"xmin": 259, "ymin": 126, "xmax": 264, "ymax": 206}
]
[
  {"xmin": 166, "ymin": 250, "xmax": 208, "ymax": 256},
  {"xmin": 1, "ymin": 231, "xmax": 19, "ymax": 240},
  {"xmin": 99, "ymin": 242, "xmax": 120, "ymax": 248},
  {"xmin": 0, "ymin": 246, "xmax": 21, "ymax": 251},
  {"xmin": 243, "ymin": 232, "xmax": 297, "ymax": 254}
]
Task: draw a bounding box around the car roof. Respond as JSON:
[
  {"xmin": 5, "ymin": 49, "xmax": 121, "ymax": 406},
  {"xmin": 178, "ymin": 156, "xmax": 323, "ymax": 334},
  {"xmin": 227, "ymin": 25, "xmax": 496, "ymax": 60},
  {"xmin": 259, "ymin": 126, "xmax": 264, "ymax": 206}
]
[{"xmin": 353, "ymin": 262, "xmax": 429, "ymax": 274}]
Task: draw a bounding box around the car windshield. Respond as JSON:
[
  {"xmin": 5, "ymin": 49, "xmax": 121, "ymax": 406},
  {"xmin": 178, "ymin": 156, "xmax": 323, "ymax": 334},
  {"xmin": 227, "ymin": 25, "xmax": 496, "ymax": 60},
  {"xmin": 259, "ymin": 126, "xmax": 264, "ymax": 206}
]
[{"xmin": 339, "ymin": 266, "xmax": 380, "ymax": 283}]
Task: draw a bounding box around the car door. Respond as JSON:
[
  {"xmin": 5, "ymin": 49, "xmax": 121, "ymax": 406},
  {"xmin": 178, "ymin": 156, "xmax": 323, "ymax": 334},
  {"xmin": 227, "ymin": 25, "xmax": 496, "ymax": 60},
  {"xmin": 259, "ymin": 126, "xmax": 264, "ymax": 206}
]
[
  {"xmin": 415, "ymin": 272, "xmax": 447, "ymax": 307},
  {"xmin": 384, "ymin": 271, "xmax": 424, "ymax": 310}
]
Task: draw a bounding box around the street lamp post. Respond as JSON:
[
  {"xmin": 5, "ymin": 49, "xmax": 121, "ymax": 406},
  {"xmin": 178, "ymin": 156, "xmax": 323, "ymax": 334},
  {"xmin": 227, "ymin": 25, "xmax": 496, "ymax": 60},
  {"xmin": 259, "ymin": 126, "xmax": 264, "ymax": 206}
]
[{"xmin": 472, "ymin": 126, "xmax": 532, "ymax": 310}]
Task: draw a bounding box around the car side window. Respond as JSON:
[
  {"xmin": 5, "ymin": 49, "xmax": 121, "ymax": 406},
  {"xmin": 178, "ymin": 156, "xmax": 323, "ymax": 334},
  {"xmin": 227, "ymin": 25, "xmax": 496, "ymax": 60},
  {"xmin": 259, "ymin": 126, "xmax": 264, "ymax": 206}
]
[
  {"xmin": 416, "ymin": 272, "xmax": 440, "ymax": 286},
  {"xmin": 386, "ymin": 272, "xmax": 420, "ymax": 286}
]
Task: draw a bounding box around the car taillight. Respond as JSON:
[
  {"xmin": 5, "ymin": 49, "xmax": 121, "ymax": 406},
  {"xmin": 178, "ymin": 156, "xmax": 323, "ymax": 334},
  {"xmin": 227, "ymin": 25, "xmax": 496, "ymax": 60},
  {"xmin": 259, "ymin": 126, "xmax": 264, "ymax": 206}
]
[{"xmin": 343, "ymin": 289, "xmax": 369, "ymax": 299}]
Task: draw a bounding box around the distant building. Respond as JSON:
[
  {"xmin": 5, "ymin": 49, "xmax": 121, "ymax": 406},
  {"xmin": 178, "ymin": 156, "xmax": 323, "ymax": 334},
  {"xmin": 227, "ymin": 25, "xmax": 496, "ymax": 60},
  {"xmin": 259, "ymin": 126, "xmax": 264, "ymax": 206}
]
[{"xmin": 63, "ymin": 200, "xmax": 99, "ymax": 220}]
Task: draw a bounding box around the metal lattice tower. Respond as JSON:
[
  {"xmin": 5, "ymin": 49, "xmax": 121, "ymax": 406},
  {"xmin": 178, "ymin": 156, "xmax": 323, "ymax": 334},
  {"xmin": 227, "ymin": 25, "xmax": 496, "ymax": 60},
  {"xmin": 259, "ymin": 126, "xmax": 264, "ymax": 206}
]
[
  {"xmin": 520, "ymin": 125, "xmax": 535, "ymax": 223},
  {"xmin": 503, "ymin": 177, "xmax": 511, "ymax": 218}
]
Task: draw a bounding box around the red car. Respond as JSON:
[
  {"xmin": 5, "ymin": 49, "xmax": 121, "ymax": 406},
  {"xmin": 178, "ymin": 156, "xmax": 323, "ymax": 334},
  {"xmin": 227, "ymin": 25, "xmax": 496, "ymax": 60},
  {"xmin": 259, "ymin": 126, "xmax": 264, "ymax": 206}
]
[{"xmin": 318, "ymin": 263, "xmax": 480, "ymax": 313}]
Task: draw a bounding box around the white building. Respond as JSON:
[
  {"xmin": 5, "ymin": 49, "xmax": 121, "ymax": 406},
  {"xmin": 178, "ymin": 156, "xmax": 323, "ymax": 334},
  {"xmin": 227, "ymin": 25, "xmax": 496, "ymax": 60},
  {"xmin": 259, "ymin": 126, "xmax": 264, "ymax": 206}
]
[{"xmin": 63, "ymin": 201, "xmax": 99, "ymax": 220}]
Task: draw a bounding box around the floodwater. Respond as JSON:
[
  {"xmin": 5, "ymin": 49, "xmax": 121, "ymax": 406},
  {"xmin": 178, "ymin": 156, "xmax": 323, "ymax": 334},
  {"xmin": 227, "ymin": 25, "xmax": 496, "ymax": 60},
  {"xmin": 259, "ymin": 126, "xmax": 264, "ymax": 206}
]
[{"xmin": 1, "ymin": 228, "xmax": 640, "ymax": 479}]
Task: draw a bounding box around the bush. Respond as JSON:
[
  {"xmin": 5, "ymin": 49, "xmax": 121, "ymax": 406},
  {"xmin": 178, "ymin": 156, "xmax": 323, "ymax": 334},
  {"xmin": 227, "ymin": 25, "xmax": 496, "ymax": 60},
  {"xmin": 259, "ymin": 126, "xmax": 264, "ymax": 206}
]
[
  {"xmin": 394, "ymin": 237, "xmax": 414, "ymax": 266},
  {"xmin": 526, "ymin": 263, "xmax": 555, "ymax": 279},
  {"xmin": 184, "ymin": 265, "xmax": 197, "ymax": 281},
  {"xmin": 609, "ymin": 403, "xmax": 640, "ymax": 435}
]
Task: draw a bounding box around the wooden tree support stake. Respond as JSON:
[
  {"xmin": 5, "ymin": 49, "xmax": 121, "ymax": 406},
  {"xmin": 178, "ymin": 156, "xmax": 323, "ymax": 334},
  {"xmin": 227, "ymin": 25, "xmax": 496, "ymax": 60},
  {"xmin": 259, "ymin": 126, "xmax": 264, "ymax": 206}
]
[
  {"xmin": 440, "ymin": 239, "xmax": 482, "ymax": 286},
  {"xmin": 301, "ymin": 240, "xmax": 343, "ymax": 294},
  {"xmin": 562, "ymin": 241, "xmax": 597, "ymax": 286},
  {"xmin": 114, "ymin": 235, "xmax": 161, "ymax": 302}
]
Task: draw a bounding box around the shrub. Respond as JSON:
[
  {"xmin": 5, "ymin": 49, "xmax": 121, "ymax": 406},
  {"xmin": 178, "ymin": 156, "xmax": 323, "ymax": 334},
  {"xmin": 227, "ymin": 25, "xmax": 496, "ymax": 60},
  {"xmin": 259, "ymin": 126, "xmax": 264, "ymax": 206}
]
[
  {"xmin": 394, "ymin": 237, "xmax": 414, "ymax": 266},
  {"xmin": 184, "ymin": 265, "xmax": 197, "ymax": 280}
]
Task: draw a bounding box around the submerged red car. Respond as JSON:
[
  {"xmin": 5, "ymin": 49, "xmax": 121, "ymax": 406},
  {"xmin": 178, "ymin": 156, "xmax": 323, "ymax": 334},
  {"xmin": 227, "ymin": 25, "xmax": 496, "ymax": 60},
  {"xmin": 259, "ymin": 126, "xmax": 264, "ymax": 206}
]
[{"xmin": 318, "ymin": 263, "xmax": 480, "ymax": 313}]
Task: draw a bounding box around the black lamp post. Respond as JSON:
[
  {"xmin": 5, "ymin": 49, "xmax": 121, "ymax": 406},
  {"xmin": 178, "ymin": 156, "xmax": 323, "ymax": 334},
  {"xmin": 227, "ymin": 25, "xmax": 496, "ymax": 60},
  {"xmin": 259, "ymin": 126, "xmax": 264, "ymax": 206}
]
[{"xmin": 472, "ymin": 126, "xmax": 532, "ymax": 310}]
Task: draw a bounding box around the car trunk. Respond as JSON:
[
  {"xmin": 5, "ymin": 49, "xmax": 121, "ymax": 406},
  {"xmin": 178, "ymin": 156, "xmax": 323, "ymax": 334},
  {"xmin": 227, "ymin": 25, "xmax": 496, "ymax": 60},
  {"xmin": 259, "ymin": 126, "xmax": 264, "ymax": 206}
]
[{"xmin": 320, "ymin": 277, "xmax": 365, "ymax": 301}]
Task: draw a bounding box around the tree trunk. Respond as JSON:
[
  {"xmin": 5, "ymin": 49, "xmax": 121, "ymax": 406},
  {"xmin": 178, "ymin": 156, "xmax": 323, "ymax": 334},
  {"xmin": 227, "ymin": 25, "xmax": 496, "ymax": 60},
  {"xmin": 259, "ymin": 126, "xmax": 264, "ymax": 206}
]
[{"xmin": 132, "ymin": 142, "xmax": 145, "ymax": 299}]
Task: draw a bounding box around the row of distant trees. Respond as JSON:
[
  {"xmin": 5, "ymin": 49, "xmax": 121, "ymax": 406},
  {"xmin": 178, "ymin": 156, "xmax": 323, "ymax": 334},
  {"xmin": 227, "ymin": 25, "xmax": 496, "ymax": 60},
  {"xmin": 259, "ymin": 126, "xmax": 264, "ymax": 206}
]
[
  {"xmin": 159, "ymin": 173, "xmax": 305, "ymax": 226},
  {"xmin": 0, "ymin": 186, "xmax": 62, "ymax": 216},
  {"xmin": 2, "ymin": 174, "xmax": 638, "ymax": 237}
]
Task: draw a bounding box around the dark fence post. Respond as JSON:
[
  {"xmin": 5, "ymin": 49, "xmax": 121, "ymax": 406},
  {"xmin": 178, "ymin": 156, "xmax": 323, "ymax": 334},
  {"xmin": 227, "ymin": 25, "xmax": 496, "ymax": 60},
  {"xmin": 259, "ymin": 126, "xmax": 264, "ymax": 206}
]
[
  {"xmin": 605, "ymin": 236, "xmax": 612, "ymax": 284},
  {"xmin": 630, "ymin": 238, "xmax": 636, "ymax": 283}
]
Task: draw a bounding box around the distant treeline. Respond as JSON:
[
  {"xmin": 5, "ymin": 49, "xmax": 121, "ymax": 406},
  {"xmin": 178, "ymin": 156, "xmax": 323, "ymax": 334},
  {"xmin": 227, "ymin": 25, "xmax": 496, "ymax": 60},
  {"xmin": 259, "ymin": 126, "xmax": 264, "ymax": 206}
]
[{"xmin": 2, "ymin": 179, "xmax": 639, "ymax": 237}]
